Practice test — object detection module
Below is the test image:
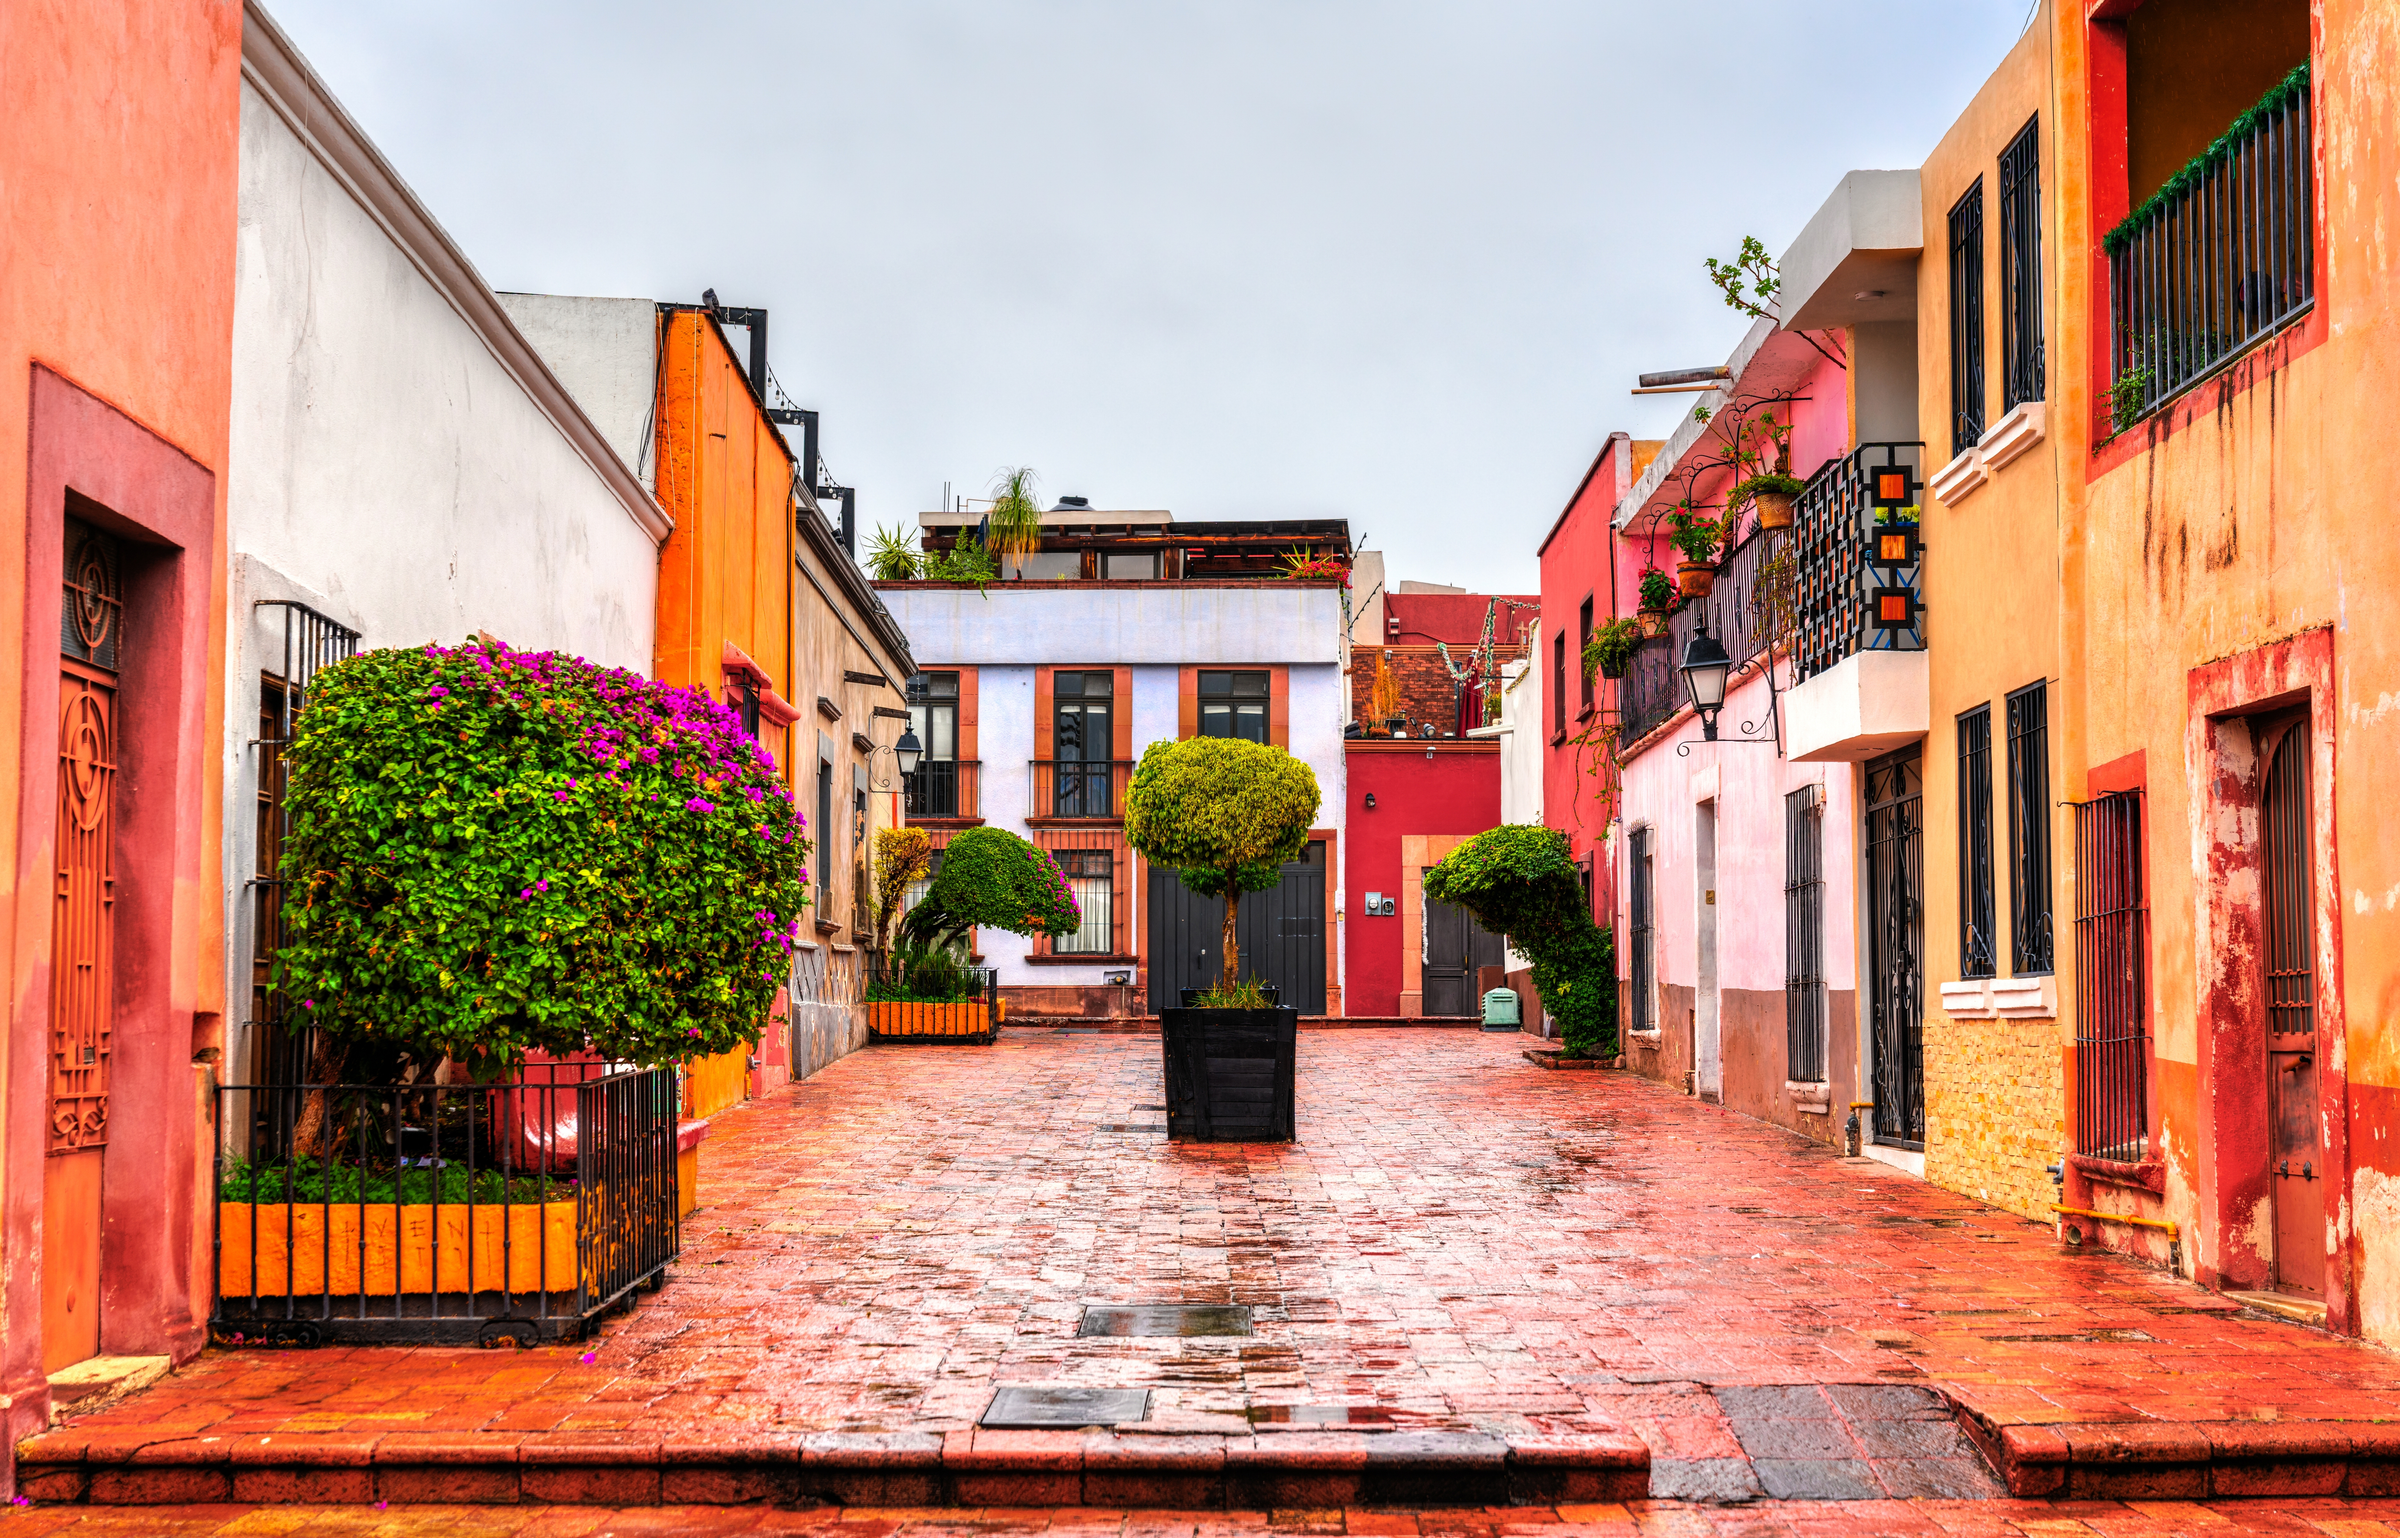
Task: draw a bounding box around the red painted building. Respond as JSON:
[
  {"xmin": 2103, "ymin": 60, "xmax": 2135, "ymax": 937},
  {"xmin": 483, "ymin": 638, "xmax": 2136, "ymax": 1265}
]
[
  {"xmin": 1, "ymin": 0, "xmax": 242, "ymax": 1455},
  {"xmin": 1342, "ymin": 589, "xmax": 1532, "ymax": 1018}
]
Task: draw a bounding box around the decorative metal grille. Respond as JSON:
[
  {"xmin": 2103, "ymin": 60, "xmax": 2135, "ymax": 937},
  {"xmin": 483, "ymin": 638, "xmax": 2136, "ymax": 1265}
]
[
  {"xmin": 1784, "ymin": 785, "xmax": 1826, "ymax": 1084},
  {"xmin": 1949, "ymin": 179, "xmax": 1986, "ymax": 460},
  {"xmin": 2072, "ymin": 791, "xmax": 2148, "ymax": 1161},
  {"xmin": 2109, "ymin": 73, "xmax": 2312, "ymax": 423},
  {"xmin": 2006, "ymin": 681, "xmax": 2053, "ymax": 975},
  {"xmin": 1999, "ymin": 117, "xmax": 2045, "ymax": 413},
  {"xmin": 2261, "ymin": 726, "xmax": 2315, "ymax": 1045},
  {"xmin": 1617, "ymin": 526, "xmax": 1775, "ymax": 747},
  {"xmin": 1957, "ymin": 704, "xmax": 1997, "ymax": 979},
  {"xmin": 61, "ymin": 517, "xmax": 125, "ymax": 670},
  {"xmin": 1790, "ymin": 443, "xmax": 1925, "ymax": 686},
  {"xmin": 1627, "ymin": 827, "xmax": 1654, "ymax": 1036},
  {"xmin": 1866, "ymin": 746, "xmax": 1925, "ymax": 1150}
]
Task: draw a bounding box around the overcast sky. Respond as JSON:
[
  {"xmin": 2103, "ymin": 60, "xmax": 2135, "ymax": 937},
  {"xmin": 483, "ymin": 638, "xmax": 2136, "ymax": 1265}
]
[{"xmin": 266, "ymin": 0, "xmax": 2032, "ymax": 593}]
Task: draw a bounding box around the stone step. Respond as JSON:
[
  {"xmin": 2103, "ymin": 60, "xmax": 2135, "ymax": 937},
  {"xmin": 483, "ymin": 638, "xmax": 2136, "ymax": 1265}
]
[
  {"xmin": 11, "ymin": 1426, "xmax": 1648, "ymax": 1509},
  {"xmin": 42, "ymin": 1357, "xmax": 170, "ymax": 1425},
  {"xmin": 1956, "ymin": 1411, "xmax": 2400, "ymax": 1500}
]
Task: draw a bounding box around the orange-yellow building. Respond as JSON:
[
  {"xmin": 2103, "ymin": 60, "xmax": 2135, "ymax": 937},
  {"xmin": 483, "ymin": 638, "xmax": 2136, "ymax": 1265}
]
[{"xmin": 1, "ymin": 0, "xmax": 241, "ymax": 1440}]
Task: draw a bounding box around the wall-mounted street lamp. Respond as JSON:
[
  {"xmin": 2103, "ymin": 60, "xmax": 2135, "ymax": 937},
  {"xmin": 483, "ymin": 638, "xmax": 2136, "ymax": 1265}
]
[
  {"xmin": 1679, "ymin": 623, "xmax": 1733, "ymax": 740},
  {"xmin": 869, "ymin": 725, "xmax": 925, "ymax": 792}
]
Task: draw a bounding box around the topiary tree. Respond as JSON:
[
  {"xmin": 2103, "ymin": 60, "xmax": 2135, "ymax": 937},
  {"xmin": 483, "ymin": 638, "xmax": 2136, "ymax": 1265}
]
[
  {"xmin": 1123, "ymin": 736, "xmax": 1320, "ymax": 992},
  {"xmin": 896, "ymin": 825, "xmax": 1079, "ymax": 953},
  {"xmin": 1423, "ymin": 824, "xmax": 1617, "ymax": 1059},
  {"xmin": 277, "ymin": 639, "xmax": 811, "ymax": 1111}
]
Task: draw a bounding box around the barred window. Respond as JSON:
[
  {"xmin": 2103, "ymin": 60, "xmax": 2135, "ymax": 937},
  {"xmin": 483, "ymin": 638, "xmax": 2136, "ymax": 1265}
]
[
  {"xmin": 1784, "ymin": 786, "xmax": 1826, "ymax": 1082},
  {"xmin": 1958, "ymin": 704, "xmax": 1997, "ymax": 978},
  {"xmin": 2073, "ymin": 792, "xmax": 2147, "ymax": 1160},
  {"xmin": 2006, "ymin": 681, "xmax": 2053, "ymax": 974},
  {"xmin": 1999, "ymin": 116, "xmax": 2044, "ymax": 411},
  {"xmin": 1052, "ymin": 850, "xmax": 1114, "ymax": 954},
  {"xmin": 1628, "ymin": 827, "xmax": 1654, "ymax": 1034},
  {"xmin": 1949, "ymin": 178, "xmax": 1986, "ymax": 460}
]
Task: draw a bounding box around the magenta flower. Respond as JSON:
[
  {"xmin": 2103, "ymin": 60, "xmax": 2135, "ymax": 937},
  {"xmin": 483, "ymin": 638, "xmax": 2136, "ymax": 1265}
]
[{"xmin": 685, "ymin": 797, "xmax": 715, "ymax": 813}]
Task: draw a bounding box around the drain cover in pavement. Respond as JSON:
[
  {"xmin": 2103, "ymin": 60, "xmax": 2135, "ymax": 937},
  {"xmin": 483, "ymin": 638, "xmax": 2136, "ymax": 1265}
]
[
  {"xmin": 981, "ymin": 1386, "xmax": 1151, "ymax": 1427},
  {"xmin": 1078, "ymin": 1303, "xmax": 1253, "ymax": 1337},
  {"xmin": 1247, "ymin": 1405, "xmax": 1397, "ymax": 1428},
  {"xmin": 1095, "ymin": 1124, "xmax": 1167, "ymax": 1133}
]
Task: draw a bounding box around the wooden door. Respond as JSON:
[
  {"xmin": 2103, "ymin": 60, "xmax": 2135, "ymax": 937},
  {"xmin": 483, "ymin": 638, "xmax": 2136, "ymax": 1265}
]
[
  {"xmin": 1422, "ymin": 879, "xmax": 1504, "ymax": 1018},
  {"xmin": 45, "ymin": 520, "xmax": 123, "ymax": 1372},
  {"xmin": 2259, "ymin": 715, "xmax": 2323, "ymax": 1298}
]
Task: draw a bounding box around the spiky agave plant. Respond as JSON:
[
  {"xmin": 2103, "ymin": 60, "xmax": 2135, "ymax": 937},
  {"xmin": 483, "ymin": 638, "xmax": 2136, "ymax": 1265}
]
[
  {"xmin": 863, "ymin": 523, "xmax": 922, "ymax": 581},
  {"xmin": 986, "ymin": 466, "xmax": 1045, "ymax": 578}
]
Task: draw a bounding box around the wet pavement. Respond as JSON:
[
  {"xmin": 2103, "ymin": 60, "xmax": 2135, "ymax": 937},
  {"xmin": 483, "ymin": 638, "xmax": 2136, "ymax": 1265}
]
[{"xmin": 21, "ymin": 1029, "xmax": 2400, "ymax": 1519}]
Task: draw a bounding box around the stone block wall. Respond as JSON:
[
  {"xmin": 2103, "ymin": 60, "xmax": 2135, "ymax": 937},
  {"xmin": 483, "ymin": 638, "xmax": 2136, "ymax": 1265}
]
[{"xmin": 1923, "ymin": 1014, "xmax": 2065, "ymax": 1223}]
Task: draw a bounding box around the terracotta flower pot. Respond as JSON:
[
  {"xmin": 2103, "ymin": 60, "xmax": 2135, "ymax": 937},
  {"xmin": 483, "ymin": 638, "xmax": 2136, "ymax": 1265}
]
[
  {"xmin": 1636, "ymin": 610, "xmax": 1669, "ymax": 639},
  {"xmin": 1754, "ymin": 491, "xmax": 1796, "ymax": 530},
  {"xmin": 1677, "ymin": 560, "xmax": 1718, "ymax": 599}
]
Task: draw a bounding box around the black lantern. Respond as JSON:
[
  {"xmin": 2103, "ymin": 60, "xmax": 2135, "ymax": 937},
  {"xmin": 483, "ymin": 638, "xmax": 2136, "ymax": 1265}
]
[
  {"xmin": 894, "ymin": 727, "xmax": 923, "ymax": 780},
  {"xmin": 1679, "ymin": 624, "xmax": 1733, "ymax": 740}
]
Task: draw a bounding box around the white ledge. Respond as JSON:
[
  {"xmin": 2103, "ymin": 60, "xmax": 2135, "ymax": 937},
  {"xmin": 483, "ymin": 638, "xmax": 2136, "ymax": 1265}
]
[
  {"xmin": 1928, "ymin": 446, "xmax": 1988, "ymax": 506},
  {"xmin": 1991, "ymin": 975, "xmax": 2057, "ymax": 1020},
  {"xmin": 1939, "ymin": 979, "xmax": 1994, "ymax": 1018},
  {"xmin": 1980, "ymin": 400, "xmax": 2048, "ymax": 472}
]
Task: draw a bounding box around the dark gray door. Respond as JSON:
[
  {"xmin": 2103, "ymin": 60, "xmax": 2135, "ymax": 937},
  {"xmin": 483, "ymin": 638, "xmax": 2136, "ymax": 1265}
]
[
  {"xmin": 1423, "ymin": 880, "xmax": 1505, "ymax": 1016},
  {"xmin": 1147, "ymin": 842, "xmax": 1325, "ymax": 1013}
]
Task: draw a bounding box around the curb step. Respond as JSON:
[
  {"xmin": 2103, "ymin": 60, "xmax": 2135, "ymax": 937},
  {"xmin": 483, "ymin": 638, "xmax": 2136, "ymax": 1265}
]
[
  {"xmin": 1955, "ymin": 1411, "xmax": 2400, "ymax": 1499},
  {"xmin": 12, "ymin": 1427, "xmax": 1648, "ymax": 1509}
]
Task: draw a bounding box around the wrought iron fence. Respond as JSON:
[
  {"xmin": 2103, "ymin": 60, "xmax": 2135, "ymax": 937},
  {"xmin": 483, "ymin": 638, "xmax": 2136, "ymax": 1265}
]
[
  {"xmin": 1028, "ymin": 760, "xmax": 1133, "ymax": 820},
  {"xmin": 1790, "ymin": 443, "xmax": 1925, "ymax": 685},
  {"xmin": 213, "ymin": 1061, "xmax": 678, "ymax": 1346},
  {"xmin": 904, "ymin": 758, "xmax": 979, "ymax": 820},
  {"xmin": 1616, "ymin": 525, "xmax": 1775, "ymax": 748},
  {"xmin": 2108, "ymin": 70, "xmax": 2312, "ymax": 423},
  {"xmin": 2072, "ymin": 792, "xmax": 2148, "ymax": 1162}
]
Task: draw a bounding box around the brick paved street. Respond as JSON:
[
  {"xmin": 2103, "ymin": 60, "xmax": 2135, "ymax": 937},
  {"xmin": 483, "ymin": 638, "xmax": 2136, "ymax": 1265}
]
[{"xmin": 21, "ymin": 1031, "xmax": 2400, "ymax": 1521}]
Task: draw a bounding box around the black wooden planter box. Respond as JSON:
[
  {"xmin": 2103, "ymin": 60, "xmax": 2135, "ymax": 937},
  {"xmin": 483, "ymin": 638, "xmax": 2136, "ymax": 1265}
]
[{"xmin": 1160, "ymin": 1007, "xmax": 1297, "ymax": 1142}]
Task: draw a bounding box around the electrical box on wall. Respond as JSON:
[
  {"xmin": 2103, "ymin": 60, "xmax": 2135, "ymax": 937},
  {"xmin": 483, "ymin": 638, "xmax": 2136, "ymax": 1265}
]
[{"xmin": 1361, "ymin": 893, "xmax": 1397, "ymax": 917}]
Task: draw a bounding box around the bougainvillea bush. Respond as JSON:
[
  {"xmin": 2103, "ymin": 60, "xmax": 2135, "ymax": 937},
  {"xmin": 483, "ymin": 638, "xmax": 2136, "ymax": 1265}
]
[
  {"xmin": 1423, "ymin": 824, "xmax": 1618, "ymax": 1059},
  {"xmin": 896, "ymin": 826, "xmax": 1078, "ymax": 953},
  {"xmin": 277, "ymin": 640, "xmax": 812, "ymax": 1074}
]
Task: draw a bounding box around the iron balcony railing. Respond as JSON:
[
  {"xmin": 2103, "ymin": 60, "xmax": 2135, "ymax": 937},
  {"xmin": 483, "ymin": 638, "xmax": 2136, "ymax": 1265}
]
[
  {"xmin": 1029, "ymin": 759, "xmax": 1133, "ymax": 820},
  {"xmin": 905, "ymin": 758, "xmax": 979, "ymax": 820},
  {"xmin": 213, "ymin": 1061, "xmax": 678, "ymax": 1347},
  {"xmin": 1616, "ymin": 525, "xmax": 1776, "ymax": 749},
  {"xmin": 2108, "ymin": 68, "xmax": 2312, "ymax": 424},
  {"xmin": 1791, "ymin": 443, "xmax": 1926, "ymax": 685}
]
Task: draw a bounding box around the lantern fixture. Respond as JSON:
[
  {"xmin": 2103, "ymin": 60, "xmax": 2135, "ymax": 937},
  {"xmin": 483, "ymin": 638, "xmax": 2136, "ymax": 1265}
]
[
  {"xmin": 1679, "ymin": 623, "xmax": 1734, "ymax": 740},
  {"xmin": 894, "ymin": 727, "xmax": 923, "ymax": 779}
]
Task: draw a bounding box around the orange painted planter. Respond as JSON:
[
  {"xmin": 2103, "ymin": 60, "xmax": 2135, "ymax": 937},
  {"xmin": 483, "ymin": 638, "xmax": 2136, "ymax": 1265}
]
[
  {"xmin": 867, "ymin": 1000, "xmax": 995, "ymax": 1039},
  {"xmin": 218, "ymin": 1200, "xmax": 580, "ymax": 1297}
]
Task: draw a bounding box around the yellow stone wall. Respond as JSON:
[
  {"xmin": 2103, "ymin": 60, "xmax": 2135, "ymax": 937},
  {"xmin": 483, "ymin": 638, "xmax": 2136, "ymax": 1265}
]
[
  {"xmin": 1923, "ymin": 1014, "xmax": 2064, "ymax": 1225},
  {"xmin": 684, "ymin": 1045, "xmax": 750, "ymax": 1119}
]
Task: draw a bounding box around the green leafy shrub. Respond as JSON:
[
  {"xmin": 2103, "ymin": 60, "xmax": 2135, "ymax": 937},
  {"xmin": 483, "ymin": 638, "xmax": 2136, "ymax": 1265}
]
[
  {"xmin": 1191, "ymin": 977, "xmax": 1274, "ymax": 1009},
  {"xmin": 1729, "ymin": 473, "xmax": 1805, "ymax": 504},
  {"xmin": 1124, "ymin": 736, "xmax": 1320, "ymax": 992},
  {"xmin": 219, "ymin": 1156, "xmax": 572, "ymax": 1207},
  {"xmin": 277, "ymin": 640, "xmax": 811, "ymax": 1079},
  {"xmin": 1583, "ymin": 618, "xmax": 1644, "ymax": 680},
  {"xmin": 866, "ymin": 940, "xmax": 982, "ymax": 1003},
  {"xmin": 864, "ymin": 523, "xmax": 922, "ymax": 581},
  {"xmin": 1667, "ymin": 507, "xmax": 1724, "ymax": 565},
  {"xmin": 897, "ymin": 826, "xmax": 1078, "ymax": 952},
  {"xmin": 1423, "ymin": 824, "xmax": 1618, "ymax": 1059}
]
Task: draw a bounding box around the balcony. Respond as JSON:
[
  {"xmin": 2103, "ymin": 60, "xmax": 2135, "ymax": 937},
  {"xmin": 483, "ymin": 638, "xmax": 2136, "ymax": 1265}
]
[
  {"xmin": 2107, "ymin": 68, "xmax": 2312, "ymax": 425},
  {"xmin": 1616, "ymin": 526, "xmax": 1776, "ymax": 750},
  {"xmin": 905, "ymin": 759, "xmax": 980, "ymax": 822},
  {"xmin": 1028, "ymin": 760, "xmax": 1133, "ymax": 822},
  {"xmin": 1784, "ymin": 444, "xmax": 1929, "ymax": 762}
]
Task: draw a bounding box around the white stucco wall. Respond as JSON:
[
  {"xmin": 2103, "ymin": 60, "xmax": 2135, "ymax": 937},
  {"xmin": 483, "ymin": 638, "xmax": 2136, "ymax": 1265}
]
[
  {"xmin": 494, "ymin": 294, "xmax": 659, "ymax": 492},
  {"xmin": 220, "ymin": 70, "xmax": 667, "ymax": 1093},
  {"xmin": 878, "ymin": 585, "xmax": 1347, "ymax": 996}
]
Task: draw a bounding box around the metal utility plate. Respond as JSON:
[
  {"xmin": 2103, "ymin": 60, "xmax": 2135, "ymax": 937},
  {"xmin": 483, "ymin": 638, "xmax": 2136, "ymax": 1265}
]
[
  {"xmin": 981, "ymin": 1386, "xmax": 1152, "ymax": 1428},
  {"xmin": 1078, "ymin": 1303, "xmax": 1254, "ymax": 1337},
  {"xmin": 1247, "ymin": 1404, "xmax": 1398, "ymax": 1428},
  {"xmin": 1095, "ymin": 1124, "xmax": 1167, "ymax": 1133}
]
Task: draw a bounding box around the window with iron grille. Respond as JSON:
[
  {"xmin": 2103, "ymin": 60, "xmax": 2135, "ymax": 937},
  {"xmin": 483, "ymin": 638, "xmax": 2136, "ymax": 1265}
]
[
  {"xmin": 1957, "ymin": 704, "xmax": 1997, "ymax": 978},
  {"xmin": 906, "ymin": 671, "xmax": 960, "ymax": 818},
  {"xmin": 1052, "ymin": 849, "xmax": 1115, "ymax": 954},
  {"xmin": 2006, "ymin": 681, "xmax": 2053, "ymax": 974},
  {"xmin": 1628, "ymin": 827, "xmax": 1654, "ymax": 1034},
  {"xmin": 1551, "ymin": 633, "xmax": 1567, "ymax": 736},
  {"xmin": 1949, "ymin": 179, "xmax": 1986, "ymax": 460},
  {"xmin": 1999, "ymin": 116, "xmax": 2044, "ymax": 412},
  {"xmin": 817, "ymin": 755, "xmax": 834, "ymax": 919},
  {"xmin": 1577, "ymin": 596, "xmax": 1594, "ymax": 713},
  {"xmin": 1198, "ymin": 670, "xmax": 1269, "ymax": 741},
  {"xmin": 2073, "ymin": 791, "xmax": 2148, "ymax": 1160},
  {"xmin": 1784, "ymin": 786, "xmax": 1826, "ymax": 1083}
]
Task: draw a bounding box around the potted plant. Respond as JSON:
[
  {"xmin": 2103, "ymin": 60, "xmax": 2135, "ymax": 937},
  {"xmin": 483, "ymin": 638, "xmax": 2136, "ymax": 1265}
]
[
  {"xmin": 1124, "ymin": 736, "xmax": 1321, "ymax": 1142},
  {"xmin": 883, "ymin": 826, "xmax": 1079, "ymax": 1040},
  {"xmin": 1730, "ymin": 472, "xmax": 1806, "ymax": 532},
  {"xmin": 1635, "ymin": 567, "xmax": 1675, "ymax": 637},
  {"xmin": 240, "ymin": 638, "xmax": 811, "ymax": 1342},
  {"xmin": 1424, "ymin": 825, "xmax": 1618, "ymax": 1064},
  {"xmin": 1583, "ymin": 617, "xmax": 1643, "ymax": 681},
  {"xmin": 863, "ymin": 523, "xmax": 923, "ymax": 581},
  {"xmin": 1667, "ymin": 508, "xmax": 1725, "ymax": 598}
]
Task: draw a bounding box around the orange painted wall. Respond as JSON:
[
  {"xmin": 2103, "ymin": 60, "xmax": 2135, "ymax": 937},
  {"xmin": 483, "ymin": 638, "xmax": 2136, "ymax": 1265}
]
[
  {"xmin": 650, "ymin": 310, "xmax": 801, "ymax": 1115},
  {"xmin": 2051, "ymin": 0, "xmax": 2400, "ymax": 1341},
  {"xmin": 0, "ymin": 0, "xmax": 242, "ymax": 1440}
]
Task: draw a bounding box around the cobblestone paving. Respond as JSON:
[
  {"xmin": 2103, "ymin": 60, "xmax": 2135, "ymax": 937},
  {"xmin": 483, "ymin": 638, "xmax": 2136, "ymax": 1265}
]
[
  {"xmin": 9, "ymin": 1497, "xmax": 2400, "ymax": 1534},
  {"xmin": 41, "ymin": 1031, "xmax": 2400, "ymax": 1507}
]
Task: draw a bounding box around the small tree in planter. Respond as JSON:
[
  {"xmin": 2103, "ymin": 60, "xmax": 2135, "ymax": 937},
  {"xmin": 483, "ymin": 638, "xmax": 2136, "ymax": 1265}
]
[
  {"xmin": 1124, "ymin": 737, "xmax": 1320, "ymax": 1141},
  {"xmin": 881, "ymin": 826, "xmax": 1077, "ymax": 1037},
  {"xmin": 1424, "ymin": 824, "xmax": 1619, "ymax": 1061}
]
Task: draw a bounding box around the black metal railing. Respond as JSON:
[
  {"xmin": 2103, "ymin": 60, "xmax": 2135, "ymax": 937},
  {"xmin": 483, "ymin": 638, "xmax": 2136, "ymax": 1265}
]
[
  {"xmin": 2108, "ymin": 69, "xmax": 2312, "ymax": 424},
  {"xmin": 1028, "ymin": 759, "xmax": 1133, "ymax": 820},
  {"xmin": 1616, "ymin": 525, "xmax": 1775, "ymax": 748},
  {"xmin": 1791, "ymin": 443, "xmax": 1926, "ymax": 685},
  {"xmin": 904, "ymin": 759, "xmax": 979, "ymax": 820},
  {"xmin": 2073, "ymin": 792, "xmax": 2148, "ymax": 1162},
  {"xmin": 864, "ymin": 952, "xmax": 1001, "ymax": 1018},
  {"xmin": 212, "ymin": 1061, "xmax": 678, "ymax": 1347}
]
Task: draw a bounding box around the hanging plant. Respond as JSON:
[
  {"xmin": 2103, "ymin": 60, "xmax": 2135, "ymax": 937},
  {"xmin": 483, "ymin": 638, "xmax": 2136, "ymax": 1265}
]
[{"xmin": 1583, "ymin": 618, "xmax": 1644, "ymax": 681}]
